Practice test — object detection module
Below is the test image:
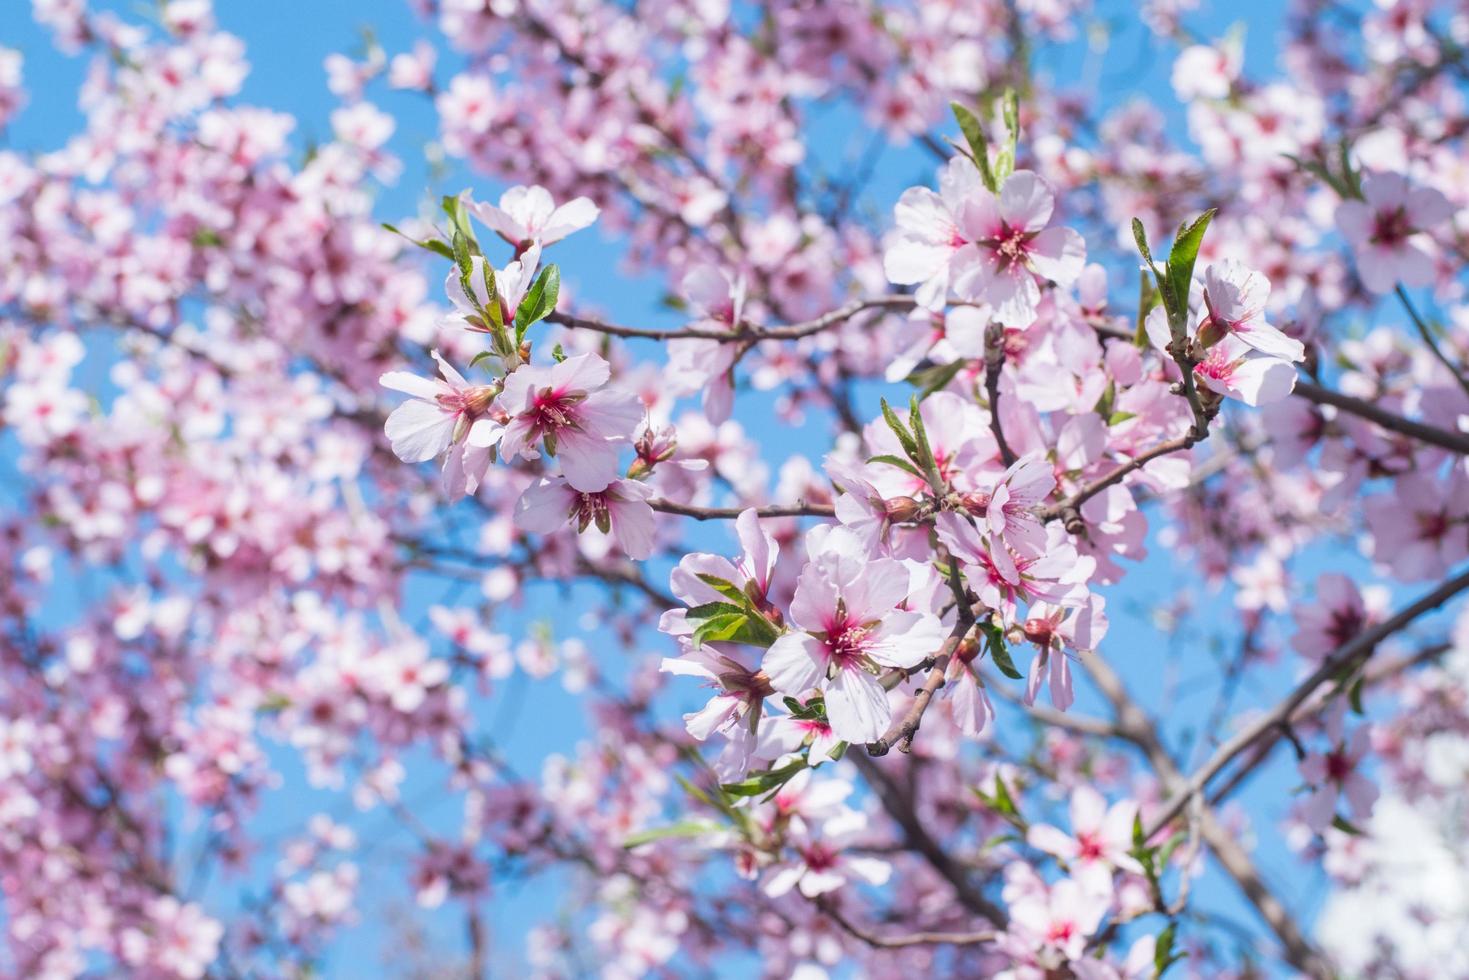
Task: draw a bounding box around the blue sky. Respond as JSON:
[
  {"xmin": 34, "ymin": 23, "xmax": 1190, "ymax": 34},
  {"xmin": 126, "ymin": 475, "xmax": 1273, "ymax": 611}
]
[{"xmin": 4, "ymin": 1, "xmax": 1427, "ymax": 976}]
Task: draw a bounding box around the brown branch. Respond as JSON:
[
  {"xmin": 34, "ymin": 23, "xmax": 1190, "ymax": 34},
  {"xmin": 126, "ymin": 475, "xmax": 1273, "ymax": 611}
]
[
  {"xmin": 1145, "ymin": 566, "xmax": 1469, "ymax": 839},
  {"xmin": 1037, "ymin": 433, "xmax": 1201, "ymax": 530},
  {"xmin": 648, "ymin": 498, "xmax": 834, "ymax": 521},
  {"xmin": 813, "ymin": 897, "xmax": 995, "ymax": 949},
  {"xmin": 984, "ymin": 322, "xmax": 1018, "ymax": 467},
  {"xmin": 1205, "ymin": 641, "xmax": 1452, "ymax": 809},
  {"xmin": 1084, "ymin": 653, "xmax": 1334, "ymax": 978},
  {"xmin": 547, "ymin": 295, "xmax": 915, "ymax": 343},
  {"xmin": 1293, "ymin": 380, "xmax": 1469, "ymax": 455},
  {"xmin": 849, "ymin": 753, "xmax": 1008, "ymax": 926}
]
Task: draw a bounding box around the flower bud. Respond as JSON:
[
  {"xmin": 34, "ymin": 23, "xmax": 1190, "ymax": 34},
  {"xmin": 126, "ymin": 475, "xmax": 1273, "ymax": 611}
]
[
  {"xmin": 884, "ymin": 495, "xmax": 921, "ymax": 523},
  {"xmin": 1021, "ymin": 617, "xmax": 1054, "ymax": 647},
  {"xmin": 958, "ymin": 491, "xmax": 992, "ymax": 515}
]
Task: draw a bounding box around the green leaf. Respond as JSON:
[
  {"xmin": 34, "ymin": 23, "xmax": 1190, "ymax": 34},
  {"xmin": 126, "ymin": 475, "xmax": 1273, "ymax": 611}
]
[
  {"xmin": 950, "ymin": 101, "xmax": 997, "ymax": 192},
  {"xmin": 866, "ymin": 454, "xmax": 923, "ymax": 478},
  {"xmin": 722, "ymin": 758, "xmax": 806, "ymax": 797},
  {"xmin": 1331, "ymin": 814, "xmax": 1364, "ymax": 836},
  {"xmin": 382, "ymin": 222, "xmax": 455, "ymax": 259},
  {"xmin": 451, "ymin": 228, "xmax": 475, "ymax": 282},
  {"xmin": 1132, "ymin": 218, "xmax": 1158, "ymax": 273},
  {"xmin": 905, "ymin": 358, "xmax": 968, "ymax": 399},
  {"xmin": 515, "ymin": 264, "xmax": 561, "ymax": 341},
  {"xmin": 622, "ymin": 821, "xmax": 720, "ymax": 848},
  {"xmin": 1108, "ymin": 411, "xmax": 1137, "ymax": 426},
  {"xmin": 991, "ymin": 775, "xmax": 1021, "ymax": 819},
  {"xmin": 994, "ymin": 88, "xmax": 1020, "ymax": 183},
  {"xmin": 1154, "ymin": 922, "xmax": 1184, "ymax": 979},
  {"xmin": 983, "ymin": 622, "xmax": 1023, "ymax": 680},
  {"xmin": 1348, "ymin": 675, "xmax": 1365, "ymax": 715},
  {"xmin": 1163, "ymin": 208, "xmax": 1216, "ymax": 318},
  {"xmin": 468, "ymin": 350, "xmax": 496, "ymax": 370},
  {"xmin": 907, "ymin": 394, "xmax": 937, "ymax": 476},
  {"xmin": 695, "ymin": 574, "xmax": 747, "ymax": 603},
  {"xmin": 442, "ymin": 194, "xmax": 477, "ymax": 248},
  {"xmin": 686, "ymin": 601, "xmax": 778, "ymax": 648},
  {"xmin": 879, "ymin": 398, "xmax": 920, "ymax": 461}
]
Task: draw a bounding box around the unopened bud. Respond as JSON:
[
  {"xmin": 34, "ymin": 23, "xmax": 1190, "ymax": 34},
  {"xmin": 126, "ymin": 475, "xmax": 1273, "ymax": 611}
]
[
  {"xmin": 884, "ymin": 495, "xmax": 921, "ymax": 523},
  {"xmin": 1196, "ymin": 315, "xmax": 1226, "ymax": 349},
  {"xmin": 958, "ymin": 491, "xmax": 992, "ymax": 515},
  {"xmin": 955, "ymin": 635, "xmax": 981, "ymax": 664},
  {"xmin": 1021, "ymin": 618, "xmax": 1054, "ymax": 647}
]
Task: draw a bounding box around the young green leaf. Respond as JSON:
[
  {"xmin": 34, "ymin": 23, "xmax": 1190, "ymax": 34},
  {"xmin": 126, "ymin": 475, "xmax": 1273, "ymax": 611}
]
[
  {"xmin": 622, "ymin": 821, "xmax": 720, "ymax": 849},
  {"xmin": 515, "ymin": 264, "xmax": 561, "ymax": 341},
  {"xmin": 950, "ymin": 101, "xmax": 997, "ymax": 192},
  {"xmin": 879, "ymin": 398, "xmax": 920, "ymax": 460},
  {"xmin": 1163, "ymin": 208, "xmax": 1216, "ymax": 317}
]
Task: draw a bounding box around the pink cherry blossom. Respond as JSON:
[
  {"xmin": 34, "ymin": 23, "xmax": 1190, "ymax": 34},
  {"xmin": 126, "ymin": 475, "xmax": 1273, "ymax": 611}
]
[
  {"xmin": 496, "ymin": 353, "xmax": 643, "ymax": 492},
  {"xmin": 953, "ymin": 170, "xmax": 1087, "ymax": 327},
  {"xmin": 467, "ymin": 184, "xmax": 600, "ymax": 250},
  {"xmin": 516, "ymin": 475, "xmax": 657, "ymax": 560},
  {"xmin": 380, "ymin": 351, "xmax": 496, "ymax": 463},
  {"xmin": 761, "ymin": 529, "xmax": 948, "ymax": 743},
  {"xmin": 1027, "ymin": 785, "xmax": 1144, "ymax": 893},
  {"xmin": 1335, "ymin": 172, "xmax": 1452, "ymax": 294}
]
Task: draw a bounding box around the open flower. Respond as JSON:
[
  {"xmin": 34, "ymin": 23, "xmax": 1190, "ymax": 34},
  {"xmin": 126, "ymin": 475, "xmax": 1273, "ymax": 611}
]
[
  {"xmin": 1027, "ymin": 786, "xmax": 1143, "ymax": 894},
  {"xmin": 496, "ymin": 353, "xmax": 643, "ymax": 491},
  {"xmin": 953, "ymin": 169, "xmax": 1086, "ymax": 328},
  {"xmin": 665, "ymin": 265, "xmax": 747, "ymax": 423},
  {"xmin": 663, "ymin": 508, "xmax": 779, "ymax": 637},
  {"xmin": 380, "ymin": 351, "xmax": 496, "ymax": 463},
  {"xmin": 1018, "ymin": 598, "xmax": 1107, "ymax": 712},
  {"xmin": 761, "ymin": 529, "xmax": 948, "ymax": 743},
  {"xmin": 467, "ymin": 184, "xmax": 599, "ymax": 250},
  {"xmin": 883, "ymin": 156, "xmax": 985, "ymax": 310},
  {"xmin": 1198, "ymin": 259, "xmax": 1305, "ymax": 362},
  {"xmin": 1335, "ymin": 172, "xmax": 1451, "ymax": 294},
  {"xmin": 763, "ymin": 810, "xmax": 891, "ymax": 899},
  {"xmin": 1299, "ymin": 710, "xmax": 1378, "ymax": 834},
  {"xmin": 516, "ymin": 476, "xmax": 656, "ymax": 560}
]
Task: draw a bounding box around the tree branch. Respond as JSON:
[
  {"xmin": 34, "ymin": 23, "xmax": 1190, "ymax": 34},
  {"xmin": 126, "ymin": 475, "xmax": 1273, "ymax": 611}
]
[
  {"xmin": 547, "ymin": 295, "xmax": 915, "ymax": 342},
  {"xmin": 1146, "ymin": 566, "xmax": 1469, "ymax": 838},
  {"xmin": 647, "ymin": 498, "xmax": 834, "ymax": 521},
  {"xmin": 1293, "ymin": 379, "xmax": 1469, "ymax": 455},
  {"xmin": 813, "ymin": 897, "xmax": 995, "ymax": 949}
]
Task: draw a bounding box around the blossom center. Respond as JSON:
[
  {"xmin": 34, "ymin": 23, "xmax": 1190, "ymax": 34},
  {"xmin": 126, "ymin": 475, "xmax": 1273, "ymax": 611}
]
[
  {"xmin": 1370, "ymin": 207, "xmax": 1414, "ymax": 247},
  {"xmin": 530, "ymin": 387, "xmax": 582, "ymax": 433}
]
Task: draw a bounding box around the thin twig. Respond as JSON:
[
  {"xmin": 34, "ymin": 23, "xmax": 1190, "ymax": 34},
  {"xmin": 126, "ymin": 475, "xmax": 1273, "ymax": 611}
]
[
  {"xmin": 813, "ymin": 897, "xmax": 995, "ymax": 949},
  {"xmin": 546, "ymin": 295, "xmax": 915, "ymax": 343},
  {"xmin": 648, "ymin": 498, "xmax": 834, "ymax": 521},
  {"xmin": 1396, "ymin": 284, "xmax": 1469, "ymax": 402},
  {"xmin": 1145, "ymin": 566, "xmax": 1469, "ymax": 838}
]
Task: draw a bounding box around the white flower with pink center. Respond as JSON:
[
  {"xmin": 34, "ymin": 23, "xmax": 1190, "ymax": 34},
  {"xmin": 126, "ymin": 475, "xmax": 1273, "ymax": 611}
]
[
  {"xmin": 1199, "ymin": 259, "xmax": 1305, "ymax": 362},
  {"xmin": 516, "ymin": 475, "xmax": 656, "ymax": 560},
  {"xmin": 882, "ymin": 155, "xmax": 986, "ymax": 310},
  {"xmin": 761, "ymin": 529, "xmax": 949, "ymax": 743},
  {"xmin": 762, "ymin": 810, "xmax": 891, "ymax": 899},
  {"xmin": 1299, "ymin": 706, "xmax": 1379, "ymax": 834},
  {"xmin": 665, "ymin": 264, "xmax": 747, "ymax": 423},
  {"xmin": 1027, "ymin": 785, "xmax": 1143, "ymax": 894},
  {"xmin": 1007, "ymin": 874, "xmax": 1109, "ymax": 964},
  {"xmin": 466, "ymin": 184, "xmax": 600, "ymax": 251},
  {"xmin": 1335, "ymin": 172, "xmax": 1452, "ymax": 294},
  {"xmin": 1191, "ymin": 333, "xmax": 1299, "ymax": 406},
  {"xmin": 952, "ymin": 169, "xmax": 1086, "ymax": 328},
  {"xmin": 494, "ymin": 352, "xmax": 643, "ymax": 492},
  {"xmin": 380, "ymin": 351, "xmax": 496, "ymax": 464}
]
